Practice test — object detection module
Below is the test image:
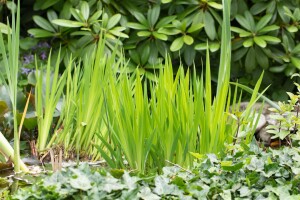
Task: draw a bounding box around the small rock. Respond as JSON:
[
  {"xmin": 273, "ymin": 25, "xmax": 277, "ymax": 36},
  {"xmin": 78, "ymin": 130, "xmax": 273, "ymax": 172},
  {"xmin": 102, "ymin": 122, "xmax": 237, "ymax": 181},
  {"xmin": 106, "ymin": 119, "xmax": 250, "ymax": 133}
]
[
  {"xmin": 22, "ymin": 157, "xmax": 41, "ymax": 166},
  {"xmin": 257, "ymin": 128, "xmax": 271, "ymax": 146},
  {"xmin": 255, "ymin": 113, "xmax": 266, "ymax": 133}
]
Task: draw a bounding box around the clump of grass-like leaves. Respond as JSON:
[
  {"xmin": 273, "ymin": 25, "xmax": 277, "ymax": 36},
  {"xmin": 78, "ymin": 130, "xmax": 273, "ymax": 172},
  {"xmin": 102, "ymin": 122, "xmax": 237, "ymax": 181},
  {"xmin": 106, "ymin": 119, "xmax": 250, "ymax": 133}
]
[
  {"xmin": 0, "ymin": 0, "xmax": 28, "ymax": 172},
  {"xmin": 47, "ymin": 0, "xmax": 266, "ymax": 173}
]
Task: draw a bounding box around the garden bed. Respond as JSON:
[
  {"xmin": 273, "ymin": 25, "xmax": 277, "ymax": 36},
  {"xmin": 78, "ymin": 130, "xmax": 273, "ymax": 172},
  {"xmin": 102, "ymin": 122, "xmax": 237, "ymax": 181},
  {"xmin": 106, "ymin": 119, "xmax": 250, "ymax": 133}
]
[{"xmin": 3, "ymin": 145, "xmax": 300, "ymax": 199}]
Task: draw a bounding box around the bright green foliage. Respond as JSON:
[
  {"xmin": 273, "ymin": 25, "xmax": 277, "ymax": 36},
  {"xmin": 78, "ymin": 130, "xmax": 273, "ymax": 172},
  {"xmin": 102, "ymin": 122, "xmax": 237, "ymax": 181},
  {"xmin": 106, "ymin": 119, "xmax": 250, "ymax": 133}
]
[
  {"xmin": 266, "ymin": 74, "xmax": 300, "ymax": 142},
  {"xmin": 11, "ymin": 145, "xmax": 300, "ymax": 199},
  {"xmin": 0, "ymin": 0, "xmax": 28, "ymax": 172},
  {"xmin": 41, "ymin": 0, "xmax": 265, "ymax": 173},
  {"xmin": 53, "ymin": 37, "xmax": 116, "ymax": 159},
  {"xmin": 35, "ymin": 51, "xmax": 68, "ymax": 152}
]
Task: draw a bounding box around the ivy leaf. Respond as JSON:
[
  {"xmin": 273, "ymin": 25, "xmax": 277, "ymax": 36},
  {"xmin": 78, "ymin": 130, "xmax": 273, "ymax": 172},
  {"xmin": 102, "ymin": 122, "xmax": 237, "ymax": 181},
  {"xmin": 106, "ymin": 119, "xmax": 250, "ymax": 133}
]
[
  {"xmin": 221, "ymin": 161, "xmax": 244, "ymax": 171},
  {"xmin": 138, "ymin": 187, "xmax": 160, "ymax": 200},
  {"xmin": 102, "ymin": 175, "xmax": 125, "ymax": 193},
  {"xmin": 246, "ymin": 157, "xmax": 264, "ymax": 171},
  {"xmin": 153, "ymin": 176, "xmax": 180, "ymax": 196},
  {"xmin": 239, "ymin": 186, "xmax": 251, "ymax": 197}
]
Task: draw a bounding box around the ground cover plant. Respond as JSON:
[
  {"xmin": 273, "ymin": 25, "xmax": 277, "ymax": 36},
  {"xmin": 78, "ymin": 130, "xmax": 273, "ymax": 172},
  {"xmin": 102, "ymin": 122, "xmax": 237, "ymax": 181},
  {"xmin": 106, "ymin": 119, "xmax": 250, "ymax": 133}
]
[{"xmin": 11, "ymin": 144, "xmax": 300, "ymax": 199}]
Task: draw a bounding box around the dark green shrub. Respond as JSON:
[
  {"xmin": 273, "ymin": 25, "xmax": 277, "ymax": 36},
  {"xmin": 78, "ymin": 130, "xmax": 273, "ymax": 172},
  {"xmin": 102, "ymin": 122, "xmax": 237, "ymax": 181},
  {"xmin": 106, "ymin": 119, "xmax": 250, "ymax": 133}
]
[{"xmin": 9, "ymin": 0, "xmax": 300, "ymax": 99}]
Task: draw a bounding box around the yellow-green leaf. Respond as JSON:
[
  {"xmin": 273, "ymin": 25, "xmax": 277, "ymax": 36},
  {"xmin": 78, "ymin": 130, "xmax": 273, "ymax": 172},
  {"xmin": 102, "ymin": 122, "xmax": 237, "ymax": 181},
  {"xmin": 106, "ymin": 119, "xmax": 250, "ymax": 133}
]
[
  {"xmin": 208, "ymin": 2, "xmax": 223, "ymax": 9},
  {"xmin": 137, "ymin": 31, "xmax": 151, "ymax": 37},
  {"xmin": 170, "ymin": 37, "xmax": 184, "ymax": 51},
  {"xmin": 183, "ymin": 35, "xmax": 194, "ymax": 45},
  {"xmin": 52, "ymin": 19, "xmax": 86, "ymax": 28},
  {"xmin": 254, "ymin": 36, "xmax": 266, "ymax": 48},
  {"xmin": 243, "ymin": 38, "xmax": 253, "ymax": 47}
]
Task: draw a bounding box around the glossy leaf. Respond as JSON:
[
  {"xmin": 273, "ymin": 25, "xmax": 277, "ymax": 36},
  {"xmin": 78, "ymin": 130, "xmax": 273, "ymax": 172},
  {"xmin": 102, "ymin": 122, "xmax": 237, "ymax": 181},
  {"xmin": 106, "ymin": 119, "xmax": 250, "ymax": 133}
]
[
  {"xmin": 137, "ymin": 31, "xmax": 151, "ymax": 37},
  {"xmin": 292, "ymin": 44, "xmax": 300, "ymax": 54},
  {"xmin": 232, "ymin": 48, "xmax": 248, "ymax": 61},
  {"xmin": 209, "ymin": 42, "xmax": 220, "ymax": 52},
  {"xmin": 259, "ymin": 36, "xmax": 281, "ymax": 43},
  {"xmin": 183, "ymin": 35, "xmax": 194, "ymax": 45},
  {"xmin": 70, "ymin": 8, "xmax": 85, "ymax": 23},
  {"xmin": 157, "ymin": 27, "xmax": 181, "ymax": 35},
  {"xmin": 81, "ymin": 1, "xmax": 89, "ymax": 21},
  {"xmin": 129, "ymin": 50, "xmax": 140, "ymax": 64},
  {"xmin": 235, "ymin": 14, "xmax": 251, "ymax": 31},
  {"xmin": 133, "ymin": 12, "xmax": 148, "ymax": 27},
  {"xmin": 245, "ymin": 47, "xmax": 256, "ymax": 72},
  {"xmin": 269, "ymin": 65, "xmax": 287, "ymax": 73},
  {"xmin": 107, "ymin": 14, "xmax": 121, "ymax": 30},
  {"xmin": 33, "ymin": 16, "xmax": 55, "ymax": 32},
  {"xmin": 39, "ymin": 0, "xmax": 60, "ymax": 10},
  {"xmin": 140, "ymin": 45, "xmax": 150, "ymax": 65},
  {"xmin": 28, "ymin": 29, "xmax": 55, "ymax": 38},
  {"xmin": 156, "ymin": 16, "xmax": 177, "ymax": 29},
  {"xmin": 184, "ymin": 45, "xmax": 195, "ymax": 66},
  {"xmin": 127, "ymin": 22, "xmax": 148, "ymax": 30},
  {"xmin": 286, "ymin": 26, "xmax": 298, "ymax": 33},
  {"xmin": 109, "ymin": 29, "xmax": 128, "ymax": 38},
  {"xmin": 194, "ymin": 43, "xmax": 207, "ymax": 51},
  {"xmin": 0, "ymin": 23, "xmax": 11, "ymax": 34},
  {"xmin": 204, "ymin": 11, "xmax": 216, "ymax": 40},
  {"xmin": 47, "ymin": 10, "xmax": 58, "ymax": 24},
  {"xmin": 250, "ymin": 2, "xmax": 268, "ymax": 15},
  {"xmin": 153, "ymin": 32, "xmax": 168, "ymax": 41},
  {"xmin": 255, "ymin": 47, "xmax": 269, "ymax": 69},
  {"xmin": 231, "ymin": 27, "xmax": 251, "ymax": 35},
  {"xmin": 291, "ymin": 57, "xmax": 300, "ymax": 69},
  {"xmin": 243, "ymin": 38, "xmax": 253, "ymax": 47},
  {"xmin": 208, "ymin": 2, "xmax": 223, "ymax": 10},
  {"xmin": 254, "ymin": 37, "xmax": 266, "ymax": 48},
  {"xmin": 170, "ymin": 37, "xmax": 184, "ymax": 52},
  {"xmin": 52, "ymin": 19, "xmax": 86, "ymax": 28},
  {"xmin": 148, "ymin": 5, "xmax": 160, "ymax": 27},
  {"xmin": 187, "ymin": 23, "xmax": 204, "ymax": 33},
  {"xmin": 258, "ymin": 25, "xmax": 279, "ymax": 33},
  {"xmin": 88, "ymin": 10, "xmax": 102, "ymax": 23},
  {"xmin": 255, "ymin": 14, "xmax": 272, "ymax": 32}
]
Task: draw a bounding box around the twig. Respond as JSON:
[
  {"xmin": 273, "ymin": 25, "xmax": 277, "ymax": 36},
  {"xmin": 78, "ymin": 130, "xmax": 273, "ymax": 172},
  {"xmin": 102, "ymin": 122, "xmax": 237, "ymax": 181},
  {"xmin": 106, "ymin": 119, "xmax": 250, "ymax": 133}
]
[{"xmin": 165, "ymin": 160, "xmax": 193, "ymax": 175}]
